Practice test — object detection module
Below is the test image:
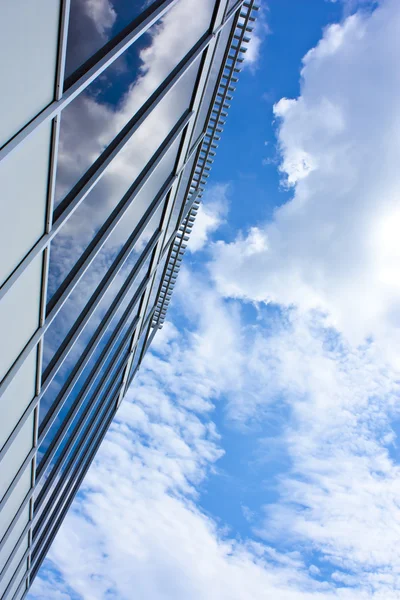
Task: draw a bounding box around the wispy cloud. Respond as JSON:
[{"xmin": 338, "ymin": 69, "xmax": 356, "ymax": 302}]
[{"xmin": 188, "ymin": 183, "xmax": 229, "ymax": 253}]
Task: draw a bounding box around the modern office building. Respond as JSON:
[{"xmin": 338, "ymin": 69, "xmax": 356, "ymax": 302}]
[{"xmin": 0, "ymin": 0, "xmax": 257, "ymax": 596}]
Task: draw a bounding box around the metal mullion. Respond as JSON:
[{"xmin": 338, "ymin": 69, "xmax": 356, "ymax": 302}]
[
  {"xmin": 34, "ymin": 342, "xmax": 130, "ymax": 527},
  {"xmin": 0, "ymin": 126, "xmax": 203, "ymax": 446},
  {"xmin": 36, "ymin": 292, "xmax": 143, "ymax": 481},
  {"xmin": 0, "ymin": 0, "xmax": 179, "ymax": 164},
  {"xmin": 26, "ymin": 90, "xmax": 67, "ymax": 591},
  {"xmin": 32, "ymin": 373, "xmax": 124, "ymax": 551},
  {"xmin": 37, "ymin": 271, "xmax": 149, "ymax": 447},
  {"xmin": 0, "ymin": 524, "xmax": 29, "ymax": 585},
  {"xmin": 1, "ymin": 548, "xmax": 29, "ymax": 600},
  {"xmin": 34, "ymin": 364, "xmax": 125, "ymax": 534},
  {"xmin": 40, "ymin": 227, "xmax": 160, "ymax": 399},
  {"xmin": 0, "ymin": 1, "xmax": 244, "ymax": 404},
  {"xmin": 0, "ymin": 2, "xmax": 239, "ymax": 307},
  {"xmin": 126, "ymin": 0, "xmax": 243, "ymax": 340},
  {"xmin": 118, "ymin": 3, "xmax": 230, "ymax": 398},
  {"xmin": 0, "ymin": 230, "xmax": 159, "ymax": 466},
  {"xmin": 53, "ymin": 33, "xmax": 210, "ymax": 227},
  {"xmin": 46, "ymin": 110, "xmax": 192, "ymax": 320},
  {"xmin": 0, "ymin": 488, "xmax": 34, "ymax": 554},
  {"xmin": 30, "ymin": 390, "xmax": 120, "ymax": 584},
  {"xmin": 0, "ymin": 448, "xmax": 36, "ymax": 514},
  {"xmin": 54, "ymin": 0, "xmax": 71, "ymax": 101}
]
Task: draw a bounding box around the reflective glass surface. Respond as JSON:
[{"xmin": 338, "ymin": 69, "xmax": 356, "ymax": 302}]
[
  {"xmin": 47, "ymin": 133, "xmax": 181, "ymax": 300},
  {"xmin": 40, "ymin": 251, "xmax": 152, "ymax": 426},
  {"xmin": 144, "ymin": 252, "xmax": 168, "ymax": 323},
  {"xmin": 129, "ymin": 323, "xmax": 148, "ymax": 377},
  {"xmin": 65, "ymin": 0, "xmax": 160, "ymax": 79},
  {"xmin": 164, "ymin": 152, "xmax": 196, "ymax": 243},
  {"xmin": 0, "ymin": 0, "xmax": 244, "ymax": 591}
]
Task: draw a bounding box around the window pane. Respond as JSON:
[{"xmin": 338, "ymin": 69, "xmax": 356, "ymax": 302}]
[
  {"xmin": 65, "ymin": 0, "xmax": 161, "ymax": 79},
  {"xmin": 34, "ymin": 361, "xmax": 124, "ymax": 533},
  {"xmin": 129, "ymin": 322, "xmax": 148, "ymax": 377},
  {"xmin": 55, "ymin": 54, "xmax": 201, "ymax": 209},
  {"xmin": 48, "ymin": 130, "xmax": 181, "ymax": 299},
  {"xmin": 144, "ymin": 252, "xmax": 168, "ymax": 324},
  {"xmin": 164, "ymin": 152, "xmax": 196, "ymax": 244},
  {"xmin": 0, "ymin": 466, "xmax": 31, "ymax": 541},
  {"xmin": 39, "ymin": 252, "xmax": 152, "ymax": 427},
  {"xmin": 38, "ymin": 337, "xmax": 128, "ymax": 484},
  {"xmin": 64, "ymin": 0, "xmax": 215, "ymax": 81},
  {"xmin": 0, "ymin": 416, "xmax": 34, "ymax": 501},
  {"xmin": 191, "ymin": 21, "xmax": 232, "ymax": 143},
  {"xmin": 0, "ymin": 545, "xmax": 28, "ymax": 599}
]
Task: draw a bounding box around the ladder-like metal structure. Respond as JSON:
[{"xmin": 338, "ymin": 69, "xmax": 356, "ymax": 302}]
[{"xmin": 152, "ymin": 1, "xmax": 259, "ymax": 329}]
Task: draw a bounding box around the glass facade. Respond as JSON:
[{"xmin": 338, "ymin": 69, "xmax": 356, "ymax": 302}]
[{"xmin": 0, "ymin": 0, "xmax": 258, "ymax": 597}]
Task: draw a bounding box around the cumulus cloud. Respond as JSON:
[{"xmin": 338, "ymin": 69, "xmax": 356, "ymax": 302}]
[
  {"xmin": 241, "ymin": 4, "xmax": 269, "ymax": 72},
  {"xmin": 188, "ymin": 183, "xmax": 229, "ymax": 252},
  {"xmin": 83, "ymin": 0, "xmax": 117, "ymax": 36},
  {"xmin": 210, "ymin": 0, "xmax": 400, "ymax": 355}
]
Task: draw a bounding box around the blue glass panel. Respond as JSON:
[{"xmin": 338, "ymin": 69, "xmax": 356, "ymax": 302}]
[
  {"xmin": 39, "ymin": 251, "xmax": 152, "ymax": 427},
  {"xmin": 64, "ymin": 0, "xmax": 160, "ymax": 79}
]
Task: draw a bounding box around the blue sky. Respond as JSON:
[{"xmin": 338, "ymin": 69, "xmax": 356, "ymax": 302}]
[{"xmin": 30, "ymin": 0, "xmax": 400, "ymax": 598}]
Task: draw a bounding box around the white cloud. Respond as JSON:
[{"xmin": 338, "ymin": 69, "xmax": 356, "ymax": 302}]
[
  {"xmin": 210, "ymin": 0, "xmax": 400, "ymax": 357},
  {"xmin": 29, "ymin": 2, "xmax": 400, "ymax": 599},
  {"xmin": 45, "ymin": 0, "xmax": 216, "ymax": 368},
  {"xmin": 31, "ymin": 264, "xmax": 400, "ymax": 600},
  {"xmin": 243, "ymin": 32, "xmax": 262, "ymax": 69},
  {"xmin": 242, "ymin": 4, "xmax": 269, "ymax": 72},
  {"xmin": 83, "ymin": 0, "xmax": 117, "ymax": 36},
  {"xmin": 244, "ymin": 311, "xmax": 400, "ymax": 586},
  {"xmin": 30, "ymin": 274, "xmax": 400, "ymax": 600},
  {"xmin": 188, "ymin": 183, "xmax": 229, "ymax": 252}
]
